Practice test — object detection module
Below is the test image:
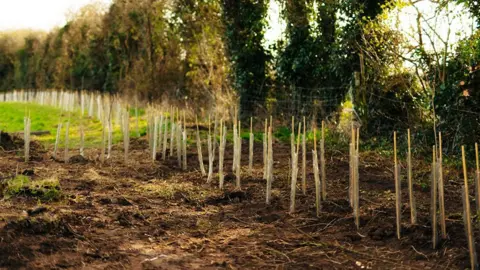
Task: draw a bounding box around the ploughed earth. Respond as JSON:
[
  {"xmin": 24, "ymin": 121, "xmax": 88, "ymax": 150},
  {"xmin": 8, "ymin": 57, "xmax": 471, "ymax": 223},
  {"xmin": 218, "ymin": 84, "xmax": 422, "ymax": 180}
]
[{"xmin": 0, "ymin": 132, "xmax": 474, "ymax": 269}]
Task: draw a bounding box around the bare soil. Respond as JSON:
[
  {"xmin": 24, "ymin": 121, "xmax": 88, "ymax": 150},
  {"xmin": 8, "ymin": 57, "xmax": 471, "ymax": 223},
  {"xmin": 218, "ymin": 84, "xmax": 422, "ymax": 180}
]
[{"xmin": 0, "ymin": 134, "xmax": 475, "ymax": 269}]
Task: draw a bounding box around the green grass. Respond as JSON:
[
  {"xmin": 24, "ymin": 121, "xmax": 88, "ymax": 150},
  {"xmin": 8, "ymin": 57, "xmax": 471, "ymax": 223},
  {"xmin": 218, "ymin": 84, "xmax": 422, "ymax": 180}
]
[
  {"xmin": 0, "ymin": 102, "xmax": 148, "ymax": 148},
  {"xmin": 3, "ymin": 175, "xmax": 62, "ymax": 201}
]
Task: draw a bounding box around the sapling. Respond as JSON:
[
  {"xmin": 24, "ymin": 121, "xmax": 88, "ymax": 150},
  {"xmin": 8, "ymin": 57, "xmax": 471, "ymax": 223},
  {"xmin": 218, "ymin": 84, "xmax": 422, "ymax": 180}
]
[
  {"xmin": 289, "ymin": 122, "xmax": 301, "ymax": 214},
  {"xmin": 219, "ymin": 123, "xmax": 227, "ymax": 189},
  {"xmin": 438, "ymin": 132, "xmax": 446, "ymax": 239},
  {"xmin": 407, "ymin": 129, "xmax": 417, "ymax": 225},
  {"xmin": 302, "ymin": 116, "xmax": 306, "ymax": 194},
  {"xmin": 312, "ymin": 127, "xmax": 321, "ymax": 216},
  {"xmin": 248, "ymin": 117, "xmax": 254, "ymax": 173},
  {"xmin": 461, "ymin": 146, "xmax": 478, "ymax": 270},
  {"xmin": 53, "ymin": 123, "xmax": 63, "ymax": 160},
  {"xmin": 196, "ymin": 116, "xmax": 206, "ymax": 176},
  {"xmin": 64, "ymin": 121, "xmax": 70, "ymax": 163}
]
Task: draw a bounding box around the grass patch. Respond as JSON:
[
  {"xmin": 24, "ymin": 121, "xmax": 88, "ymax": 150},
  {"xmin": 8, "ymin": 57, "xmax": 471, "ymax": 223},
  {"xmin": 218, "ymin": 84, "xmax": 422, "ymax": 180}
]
[
  {"xmin": 136, "ymin": 180, "xmax": 212, "ymax": 202},
  {"xmin": 0, "ymin": 102, "xmax": 148, "ymax": 149},
  {"xmin": 3, "ymin": 175, "xmax": 62, "ymax": 201}
]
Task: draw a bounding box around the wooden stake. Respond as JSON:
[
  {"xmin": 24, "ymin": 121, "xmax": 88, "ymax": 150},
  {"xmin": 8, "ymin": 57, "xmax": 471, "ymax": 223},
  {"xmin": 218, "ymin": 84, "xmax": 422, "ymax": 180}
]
[
  {"xmin": 476, "ymin": 143, "xmax": 480, "ymax": 212},
  {"xmin": 407, "ymin": 129, "xmax": 417, "ymax": 225},
  {"xmin": 394, "ymin": 131, "xmax": 401, "ymax": 239},
  {"xmin": 302, "ymin": 116, "xmax": 307, "ymax": 195},
  {"xmin": 462, "ymin": 145, "xmax": 478, "ymax": 270},
  {"xmin": 313, "ymin": 127, "xmax": 321, "ymax": 216},
  {"xmin": 431, "ymin": 146, "xmax": 438, "ymax": 249},
  {"xmin": 249, "ymin": 117, "xmax": 254, "ymax": 173},
  {"xmin": 438, "ymin": 132, "xmax": 446, "ymax": 239},
  {"xmin": 321, "ymin": 121, "xmax": 326, "ymax": 200},
  {"xmin": 196, "ymin": 116, "xmax": 206, "ymax": 176}
]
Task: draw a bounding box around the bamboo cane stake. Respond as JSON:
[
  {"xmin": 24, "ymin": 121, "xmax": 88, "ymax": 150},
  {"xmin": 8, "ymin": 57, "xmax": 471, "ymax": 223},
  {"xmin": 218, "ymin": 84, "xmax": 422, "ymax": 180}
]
[
  {"xmin": 100, "ymin": 114, "xmax": 106, "ymax": 164},
  {"xmin": 80, "ymin": 122, "xmax": 85, "ymax": 157},
  {"xmin": 431, "ymin": 146, "xmax": 438, "ymax": 249},
  {"xmin": 176, "ymin": 116, "xmax": 182, "ymax": 167},
  {"xmin": 158, "ymin": 113, "xmax": 164, "ymax": 153},
  {"xmin": 182, "ymin": 113, "xmax": 187, "ymax": 170},
  {"xmin": 219, "ymin": 121, "xmax": 227, "ymax": 189},
  {"xmin": 349, "ymin": 127, "xmax": 355, "ymax": 206},
  {"xmin": 475, "ymin": 143, "xmax": 480, "ymax": 212},
  {"xmin": 266, "ymin": 125, "xmax": 273, "ymax": 204},
  {"xmin": 196, "ymin": 116, "xmax": 206, "ymax": 176},
  {"xmin": 291, "ymin": 116, "xmax": 295, "ymax": 181},
  {"xmin": 263, "ymin": 118, "xmax": 268, "ymax": 179},
  {"xmin": 123, "ymin": 107, "xmax": 129, "ymax": 163},
  {"xmin": 207, "ymin": 117, "xmax": 214, "ymax": 183},
  {"xmin": 232, "ymin": 117, "xmax": 237, "ymax": 172},
  {"xmin": 162, "ymin": 113, "xmax": 168, "ymax": 160},
  {"xmin": 249, "ymin": 117, "xmax": 254, "ymax": 173},
  {"xmin": 236, "ymin": 121, "xmax": 242, "ymax": 189},
  {"xmin": 152, "ymin": 116, "xmax": 158, "ymax": 161},
  {"xmin": 170, "ymin": 107, "xmax": 175, "ymax": 157},
  {"xmin": 313, "ymin": 127, "xmax": 321, "ymax": 216},
  {"xmin": 407, "ymin": 129, "xmax": 417, "ymax": 225},
  {"xmin": 394, "ymin": 131, "xmax": 401, "ymax": 239},
  {"xmin": 64, "ymin": 121, "xmax": 70, "ymax": 163},
  {"xmin": 462, "ymin": 146, "xmax": 478, "ymax": 270},
  {"xmin": 438, "ymin": 132, "xmax": 446, "ymax": 239},
  {"xmin": 24, "ymin": 115, "xmax": 31, "ymax": 162},
  {"xmin": 53, "ymin": 123, "xmax": 62, "ymax": 160},
  {"xmin": 354, "ymin": 128, "xmax": 360, "ymax": 229},
  {"xmin": 320, "ymin": 120, "xmax": 326, "ymax": 200},
  {"xmin": 289, "ymin": 122, "xmax": 302, "ymax": 214},
  {"xmin": 302, "ymin": 116, "xmax": 307, "ymax": 195}
]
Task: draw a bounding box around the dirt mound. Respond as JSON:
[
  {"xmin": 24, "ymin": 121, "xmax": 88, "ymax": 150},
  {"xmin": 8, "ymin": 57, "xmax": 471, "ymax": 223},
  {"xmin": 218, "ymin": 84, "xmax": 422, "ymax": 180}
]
[{"xmin": 0, "ymin": 132, "xmax": 18, "ymax": 150}]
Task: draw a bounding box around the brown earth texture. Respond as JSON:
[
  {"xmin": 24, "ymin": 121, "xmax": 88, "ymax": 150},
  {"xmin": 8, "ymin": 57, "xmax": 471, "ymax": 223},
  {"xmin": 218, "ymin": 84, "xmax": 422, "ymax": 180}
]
[{"xmin": 0, "ymin": 132, "xmax": 476, "ymax": 269}]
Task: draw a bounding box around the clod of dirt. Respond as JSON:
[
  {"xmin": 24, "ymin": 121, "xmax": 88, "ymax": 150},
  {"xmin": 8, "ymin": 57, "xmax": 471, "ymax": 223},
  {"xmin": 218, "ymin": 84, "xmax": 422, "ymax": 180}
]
[
  {"xmin": 27, "ymin": 206, "xmax": 48, "ymax": 216},
  {"xmin": 0, "ymin": 132, "xmax": 17, "ymax": 150},
  {"xmin": 205, "ymin": 190, "xmax": 250, "ymax": 205},
  {"xmin": 255, "ymin": 213, "xmax": 281, "ymax": 223},
  {"xmin": 5, "ymin": 217, "xmax": 74, "ymax": 237},
  {"xmin": 69, "ymin": 155, "xmax": 88, "ymax": 164},
  {"xmin": 21, "ymin": 169, "xmax": 35, "ymax": 176}
]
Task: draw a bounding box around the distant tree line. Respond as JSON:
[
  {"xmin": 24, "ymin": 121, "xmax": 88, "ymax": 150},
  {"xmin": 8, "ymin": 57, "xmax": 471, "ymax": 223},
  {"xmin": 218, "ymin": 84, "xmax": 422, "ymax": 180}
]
[{"xmin": 1, "ymin": 0, "xmax": 480, "ymax": 150}]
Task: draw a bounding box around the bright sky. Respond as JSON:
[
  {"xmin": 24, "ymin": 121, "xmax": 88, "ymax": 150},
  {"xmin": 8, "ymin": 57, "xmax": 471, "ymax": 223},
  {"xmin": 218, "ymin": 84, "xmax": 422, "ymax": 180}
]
[{"xmin": 0, "ymin": 0, "xmax": 112, "ymax": 31}]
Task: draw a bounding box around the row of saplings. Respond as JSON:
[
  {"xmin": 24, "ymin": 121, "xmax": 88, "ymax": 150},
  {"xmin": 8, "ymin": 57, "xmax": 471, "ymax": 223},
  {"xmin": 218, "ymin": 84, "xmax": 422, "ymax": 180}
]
[{"xmin": 21, "ymin": 108, "xmax": 479, "ymax": 269}]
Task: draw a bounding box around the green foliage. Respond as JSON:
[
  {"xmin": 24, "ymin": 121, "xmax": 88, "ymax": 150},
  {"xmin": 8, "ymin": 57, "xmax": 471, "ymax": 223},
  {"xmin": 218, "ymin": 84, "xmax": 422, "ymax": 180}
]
[
  {"xmin": 3, "ymin": 175, "xmax": 62, "ymax": 201},
  {"xmin": 222, "ymin": 0, "xmax": 271, "ymax": 117}
]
